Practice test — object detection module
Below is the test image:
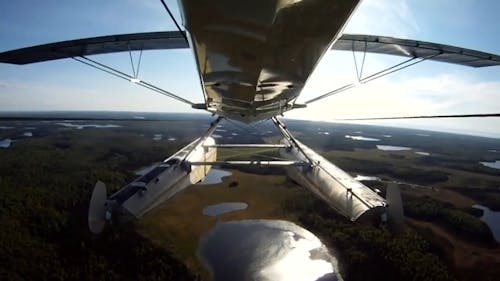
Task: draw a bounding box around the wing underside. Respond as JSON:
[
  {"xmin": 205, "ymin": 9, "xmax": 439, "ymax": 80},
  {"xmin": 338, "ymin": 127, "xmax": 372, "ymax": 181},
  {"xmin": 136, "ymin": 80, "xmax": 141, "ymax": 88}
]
[
  {"xmin": 0, "ymin": 31, "xmax": 188, "ymax": 65},
  {"xmin": 332, "ymin": 34, "xmax": 500, "ymax": 67},
  {"xmin": 1, "ymin": 31, "xmax": 498, "ymax": 68}
]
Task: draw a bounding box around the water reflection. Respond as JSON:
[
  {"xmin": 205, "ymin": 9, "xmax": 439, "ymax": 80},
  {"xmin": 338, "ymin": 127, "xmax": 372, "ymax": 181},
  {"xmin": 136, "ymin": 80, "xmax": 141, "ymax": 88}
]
[
  {"xmin": 472, "ymin": 204, "xmax": 500, "ymax": 242},
  {"xmin": 376, "ymin": 145, "xmax": 411, "ymax": 151},
  {"xmin": 345, "ymin": 135, "xmax": 380, "ymax": 141},
  {"xmin": 479, "ymin": 160, "xmax": 500, "ymax": 169},
  {"xmin": 56, "ymin": 122, "xmax": 121, "ymax": 129},
  {"xmin": 198, "ymin": 169, "xmax": 232, "ymax": 185},
  {"xmin": 0, "ymin": 138, "xmax": 12, "ymax": 148},
  {"xmin": 199, "ymin": 219, "xmax": 342, "ymax": 281},
  {"xmin": 202, "ymin": 202, "xmax": 248, "ymax": 216}
]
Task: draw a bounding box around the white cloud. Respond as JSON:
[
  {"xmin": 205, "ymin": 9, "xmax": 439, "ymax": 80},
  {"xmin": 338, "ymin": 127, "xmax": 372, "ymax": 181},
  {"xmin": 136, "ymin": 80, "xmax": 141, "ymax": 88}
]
[
  {"xmin": 288, "ymin": 71, "xmax": 500, "ymax": 138},
  {"xmin": 0, "ymin": 78, "xmax": 196, "ymax": 112},
  {"xmin": 346, "ymin": 0, "xmax": 420, "ymax": 37}
]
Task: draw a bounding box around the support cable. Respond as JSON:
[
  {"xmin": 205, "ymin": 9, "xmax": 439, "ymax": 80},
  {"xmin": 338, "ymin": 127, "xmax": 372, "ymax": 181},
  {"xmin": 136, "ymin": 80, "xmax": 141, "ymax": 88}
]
[
  {"xmin": 160, "ymin": 0, "xmax": 189, "ymax": 44},
  {"xmin": 127, "ymin": 47, "xmax": 144, "ymax": 79},
  {"xmin": 128, "ymin": 46, "xmax": 136, "ymax": 78},
  {"xmin": 335, "ymin": 112, "xmax": 500, "ymax": 121},
  {"xmin": 361, "ymin": 53, "xmax": 439, "ymax": 84},
  {"xmin": 72, "ymin": 57, "xmax": 130, "ymax": 82},
  {"xmin": 358, "ymin": 41, "xmax": 367, "ymax": 80},
  {"xmin": 305, "ymin": 83, "xmax": 355, "ymax": 104},
  {"xmin": 272, "ymin": 117, "xmax": 315, "ymax": 165},
  {"xmin": 73, "ymin": 56, "xmax": 195, "ymax": 106},
  {"xmin": 304, "ymin": 52, "xmax": 441, "ymax": 105},
  {"xmin": 136, "ymin": 49, "xmax": 143, "ymax": 78},
  {"xmin": 352, "ymin": 42, "xmax": 360, "ymax": 81},
  {"xmin": 182, "ymin": 116, "xmax": 223, "ymax": 162}
]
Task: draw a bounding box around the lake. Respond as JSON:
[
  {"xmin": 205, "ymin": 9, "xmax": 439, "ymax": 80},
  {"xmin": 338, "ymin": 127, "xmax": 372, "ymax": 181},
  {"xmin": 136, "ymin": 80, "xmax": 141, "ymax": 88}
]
[
  {"xmin": 199, "ymin": 220, "xmax": 342, "ymax": 281},
  {"xmin": 479, "ymin": 160, "xmax": 500, "ymax": 169},
  {"xmin": 56, "ymin": 122, "xmax": 121, "ymax": 129},
  {"xmin": 198, "ymin": 169, "xmax": 232, "ymax": 185},
  {"xmin": 377, "ymin": 145, "xmax": 412, "ymax": 151},
  {"xmin": 472, "ymin": 204, "xmax": 500, "ymax": 242},
  {"xmin": 0, "ymin": 138, "xmax": 12, "ymax": 148},
  {"xmin": 202, "ymin": 202, "xmax": 248, "ymax": 216},
  {"xmin": 345, "ymin": 135, "xmax": 380, "ymax": 141}
]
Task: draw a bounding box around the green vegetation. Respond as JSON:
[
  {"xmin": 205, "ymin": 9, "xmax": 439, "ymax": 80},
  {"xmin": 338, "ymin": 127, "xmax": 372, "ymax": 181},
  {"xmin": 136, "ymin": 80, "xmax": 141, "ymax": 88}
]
[
  {"xmin": 281, "ymin": 191, "xmax": 457, "ymax": 281},
  {"xmin": 403, "ymin": 196, "xmax": 495, "ymax": 244},
  {"xmin": 0, "ymin": 121, "xmax": 196, "ymax": 280},
  {"xmin": 1, "ymin": 117, "xmax": 499, "ymax": 280},
  {"xmin": 454, "ymin": 187, "xmax": 500, "ymax": 211}
]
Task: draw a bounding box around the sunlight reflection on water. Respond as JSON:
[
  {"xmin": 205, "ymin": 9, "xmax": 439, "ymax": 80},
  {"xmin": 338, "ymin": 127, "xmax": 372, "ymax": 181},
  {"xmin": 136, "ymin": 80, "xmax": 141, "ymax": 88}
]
[
  {"xmin": 479, "ymin": 160, "xmax": 500, "ymax": 169},
  {"xmin": 199, "ymin": 220, "xmax": 342, "ymax": 281}
]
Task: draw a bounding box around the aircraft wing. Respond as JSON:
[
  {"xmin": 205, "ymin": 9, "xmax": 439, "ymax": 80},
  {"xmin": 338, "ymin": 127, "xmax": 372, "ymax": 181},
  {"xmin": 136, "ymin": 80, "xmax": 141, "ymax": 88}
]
[
  {"xmin": 2, "ymin": 31, "xmax": 499, "ymax": 68},
  {"xmin": 0, "ymin": 31, "xmax": 188, "ymax": 65},
  {"xmin": 332, "ymin": 34, "xmax": 500, "ymax": 67}
]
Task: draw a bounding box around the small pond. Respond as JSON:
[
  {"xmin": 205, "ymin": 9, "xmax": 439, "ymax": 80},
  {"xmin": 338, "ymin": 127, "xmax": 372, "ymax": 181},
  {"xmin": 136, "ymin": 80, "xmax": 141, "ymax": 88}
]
[
  {"xmin": 345, "ymin": 135, "xmax": 380, "ymax": 141},
  {"xmin": 472, "ymin": 204, "xmax": 500, "ymax": 242},
  {"xmin": 198, "ymin": 169, "xmax": 232, "ymax": 185},
  {"xmin": 479, "ymin": 160, "xmax": 500, "ymax": 169},
  {"xmin": 376, "ymin": 145, "xmax": 412, "ymax": 151},
  {"xmin": 202, "ymin": 202, "xmax": 248, "ymax": 216},
  {"xmin": 199, "ymin": 219, "xmax": 342, "ymax": 281},
  {"xmin": 0, "ymin": 138, "xmax": 12, "ymax": 148}
]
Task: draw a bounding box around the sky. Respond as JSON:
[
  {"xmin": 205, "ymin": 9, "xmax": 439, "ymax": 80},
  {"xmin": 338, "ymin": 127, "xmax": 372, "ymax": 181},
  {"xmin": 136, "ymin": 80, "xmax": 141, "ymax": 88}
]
[{"xmin": 1, "ymin": 0, "xmax": 500, "ymax": 138}]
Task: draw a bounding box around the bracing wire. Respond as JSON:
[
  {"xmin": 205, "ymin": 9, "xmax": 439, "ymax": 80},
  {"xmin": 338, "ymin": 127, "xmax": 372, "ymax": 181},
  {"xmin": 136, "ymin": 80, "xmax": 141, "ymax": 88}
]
[
  {"xmin": 304, "ymin": 52, "xmax": 441, "ymax": 105},
  {"xmin": 335, "ymin": 113, "xmax": 500, "ymax": 121},
  {"xmin": 72, "ymin": 56, "xmax": 195, "ymax": 106},
  {"xmin": 160, "ymin": 0, "xmax": 189, "ymax": 44}
]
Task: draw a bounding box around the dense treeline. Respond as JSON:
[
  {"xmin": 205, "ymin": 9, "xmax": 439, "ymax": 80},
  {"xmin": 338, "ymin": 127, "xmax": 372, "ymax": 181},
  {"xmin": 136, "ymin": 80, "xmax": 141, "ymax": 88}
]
[
  {"xmin": 1, "ymin": 118, "xmax": 499, "ymax": 280},
  {"xmin": 403, "ymin": 195, "xmax": 495, "ymax": 244},
  {"xmin": 453, "ymin": 187, "xmax": 500, "ymax": 211},
  {"xmin": 0, "ymin": 126, "xmax": 195, "ymax": 280},
  {"xmin": 334, "ymin": 157, "xmax": 450, "ymax": 185},
  {"xmin": 281, "ymin": 192, "xmax": 456, "ymax": 281}
]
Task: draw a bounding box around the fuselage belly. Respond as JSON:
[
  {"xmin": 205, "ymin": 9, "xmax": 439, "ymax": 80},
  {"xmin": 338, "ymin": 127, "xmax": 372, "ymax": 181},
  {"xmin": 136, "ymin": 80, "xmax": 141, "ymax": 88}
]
[{"xmin": 178, "ymin": 0, "xmax": 360, "ymax": 122}]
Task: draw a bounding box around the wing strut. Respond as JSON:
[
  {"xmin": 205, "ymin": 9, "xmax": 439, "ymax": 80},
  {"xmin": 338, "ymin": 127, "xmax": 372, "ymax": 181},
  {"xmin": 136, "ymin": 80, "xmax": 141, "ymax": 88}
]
[
  {"xmin": 160, "ymin": 0, "xmax": 189, "ymax": 44},
  {"xmin": 72, "ymin": 56, "xmax": 196, "ymax": 106},
  {"xmin": 305, "ymin": 52, "xmax": 440, "ymax": 105},
  {"xmin": 334, "ymin": 113, "xmax": 500, "ymax": 121}
]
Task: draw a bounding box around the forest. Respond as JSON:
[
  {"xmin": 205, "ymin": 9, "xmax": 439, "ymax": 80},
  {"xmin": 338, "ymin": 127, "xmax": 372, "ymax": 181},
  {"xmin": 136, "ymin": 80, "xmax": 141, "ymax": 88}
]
[
  {"xmin": 1, "ymin": 116, "xmax": 499, "ymax": 280},
  {"xmin": 0, "ymin": 121, "xmax": 197, "ymax": 280}
]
